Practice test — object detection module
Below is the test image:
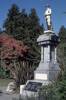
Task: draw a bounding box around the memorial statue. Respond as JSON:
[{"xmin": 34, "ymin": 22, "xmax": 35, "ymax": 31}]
[{"xmin": 45, "ymin": 6, "xmax": 52, "ymax": 30}]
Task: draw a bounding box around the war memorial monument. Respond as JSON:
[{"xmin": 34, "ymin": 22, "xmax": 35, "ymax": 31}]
[{"xmin": 20, "ymin": 6, "xmax": 60, "ymax": 96}]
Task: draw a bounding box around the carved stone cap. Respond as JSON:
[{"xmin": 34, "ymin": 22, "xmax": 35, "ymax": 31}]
[{"xmin": 44, "ymin": 30, "xmax": 54, "ymax": 34}]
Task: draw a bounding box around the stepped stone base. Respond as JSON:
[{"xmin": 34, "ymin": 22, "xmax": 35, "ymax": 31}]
[{"xmin": 34, "ymin": 61, "xmax": 60, "ymax": 81}]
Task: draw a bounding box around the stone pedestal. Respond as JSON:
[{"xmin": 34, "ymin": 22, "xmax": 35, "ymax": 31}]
[{"xmin": 34, "ymin": 31, "xmax": 60, "ymax": 82}]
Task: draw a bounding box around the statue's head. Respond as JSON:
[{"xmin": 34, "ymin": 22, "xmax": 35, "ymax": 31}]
[{"xmin": 45, "ymin": 6, "xmax": 52, "ymax": 16}]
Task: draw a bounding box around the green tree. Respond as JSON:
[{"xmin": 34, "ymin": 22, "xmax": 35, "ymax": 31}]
[
  {"xmin": 3, "ymin": 4, "xmax": 20, "ymax": 37},
  {"xmin": 28, "ymin": 8, "xmax": 43, "ymax": 60},
  {"xmin": 58, "ymin": 26, "xmax": 66, "ymax": 79}
]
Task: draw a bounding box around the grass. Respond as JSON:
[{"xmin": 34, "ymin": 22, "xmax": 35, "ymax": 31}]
[{"xmin": 0, "ymin": 78, "xmax": 13, "ymax": 87}]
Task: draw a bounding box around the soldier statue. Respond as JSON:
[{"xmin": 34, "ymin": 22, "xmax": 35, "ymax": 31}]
[{"xmin": 45, "ymin": 6, "xmax": 52, "ymax": 30}]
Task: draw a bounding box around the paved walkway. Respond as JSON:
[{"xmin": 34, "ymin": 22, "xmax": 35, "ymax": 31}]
[{"xmin": 0, "ymin": 93, "xmax": 19, "ymax": 100}]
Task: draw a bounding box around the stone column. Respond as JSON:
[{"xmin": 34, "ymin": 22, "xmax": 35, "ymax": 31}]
[
  {"xmin": 55, "ymin": 48, "xmax": 57, "ymax": 62},
  {"xmin": 41, "ymin": 47, "xmax": 44, "ymax": 62},
  {"xmin": 52, "ymin": 47, "xmax": 55, "ymax": 62},
  {"xmin": 44, "ymin": 45, "xmax": 50, "ymax": 62}
]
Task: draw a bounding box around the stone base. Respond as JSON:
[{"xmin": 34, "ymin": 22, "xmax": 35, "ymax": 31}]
[
  {"xmin": 20, "ymin": 80, "xmax": 50, "ymax": 97},
  {"xmin": 34, "ymin": 61, "xmax": 60, "ymax": 81}
]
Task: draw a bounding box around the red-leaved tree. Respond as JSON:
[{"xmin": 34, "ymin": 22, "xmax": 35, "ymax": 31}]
[{"xmin": 0, "ymin": 33, "xmax": 34, "ymax": 86}]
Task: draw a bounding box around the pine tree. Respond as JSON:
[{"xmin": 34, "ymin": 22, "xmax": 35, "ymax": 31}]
[{"xmin": 3, "ymin": 4, "xmax": 21, "ymax": 37}]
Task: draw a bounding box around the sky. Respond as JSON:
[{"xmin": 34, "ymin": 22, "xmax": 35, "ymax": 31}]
[{"xmin": 0, "ymin": 0, "xmax": 66, "ymax": 33}]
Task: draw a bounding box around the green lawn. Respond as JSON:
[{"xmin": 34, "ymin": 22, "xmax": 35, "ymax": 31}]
[{"xmin": 0, "ymin": 79, "xmax": 13, "ymax": 86}]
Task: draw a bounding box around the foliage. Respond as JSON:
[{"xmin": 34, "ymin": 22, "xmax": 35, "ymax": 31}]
[
  {"xmin": 3, "ymin": 4, "xmax": 20, "ymax": 37},
  {"xmin": 3, "ymin": 4, "xmax": 43, "ymax": 40},
  {"xmin": 3, "ymin": 4, "xmax": 44, "ymax": 61},
  {"xmin": 0, "ymin": 33, "xmax": 33, "ymax": 86},
  {"xmin": 58, "ymin": 26, "xmax": 66, "ymax": 79},
  {"xmin": 1, "ymin": 4, "xmax": 44, "ymax": 85},
  {"xmin": 0, "ymin": 33, "xmax": 28, "ymax": 59},
  {"xmin": 0, "ymin": 67, "xmax": 7, "ymax": 78},
  {"xmin": 59, "ymin": 26, "xmax": 66, "ymax": 43},
  {"xmin": 37, "ymin": 80, "xmax": 66, "ymax": 100}
]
